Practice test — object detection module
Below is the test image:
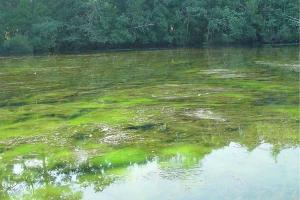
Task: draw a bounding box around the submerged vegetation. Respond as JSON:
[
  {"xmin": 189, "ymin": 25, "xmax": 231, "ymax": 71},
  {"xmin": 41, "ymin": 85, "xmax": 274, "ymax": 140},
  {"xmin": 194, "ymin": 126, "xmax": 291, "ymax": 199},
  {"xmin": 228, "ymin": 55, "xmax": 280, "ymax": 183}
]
[
  {"xmin": 0, "ymin": 0, "xmax": 299, "ymax": 54},
  {"xmin": 0, "ymin": 47, "xmax": 299, "ymax": 199}
]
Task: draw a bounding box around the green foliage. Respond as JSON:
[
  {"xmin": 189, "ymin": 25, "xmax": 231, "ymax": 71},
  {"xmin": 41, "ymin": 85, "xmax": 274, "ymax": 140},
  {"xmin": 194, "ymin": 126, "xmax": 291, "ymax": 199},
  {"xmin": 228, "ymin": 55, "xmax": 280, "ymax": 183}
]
[
  {"xmin": 1, "ymin": 35, "xmax": 33, "ymax": 55},
  {"xmin": 30, "ymin": 20, "xmax": 61, "ymax": 52},
  {"xmin": 0, "ymin": 0, "xmax": 299, "ymax": 52}
]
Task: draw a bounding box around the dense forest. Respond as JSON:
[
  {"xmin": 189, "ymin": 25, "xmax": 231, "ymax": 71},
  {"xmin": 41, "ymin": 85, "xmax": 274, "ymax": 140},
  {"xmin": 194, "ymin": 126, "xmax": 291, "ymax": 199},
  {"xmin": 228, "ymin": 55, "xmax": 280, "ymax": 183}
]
[{"xmin": 0, "ymin": 0, "xmax": 299, "ymax": 54}]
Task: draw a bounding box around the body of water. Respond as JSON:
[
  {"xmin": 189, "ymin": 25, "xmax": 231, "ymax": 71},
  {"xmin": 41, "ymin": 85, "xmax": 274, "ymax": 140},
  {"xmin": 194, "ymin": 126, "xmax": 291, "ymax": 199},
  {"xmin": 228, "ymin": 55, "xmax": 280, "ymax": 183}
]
[{"xmin": 0, "ymin": 47, "xmax": 299, "ymax": 199}]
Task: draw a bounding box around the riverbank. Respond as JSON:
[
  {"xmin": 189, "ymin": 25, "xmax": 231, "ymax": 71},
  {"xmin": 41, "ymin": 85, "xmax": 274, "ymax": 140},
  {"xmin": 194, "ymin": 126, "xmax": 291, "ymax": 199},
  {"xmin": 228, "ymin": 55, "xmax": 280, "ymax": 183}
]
[{"xmin": 0, "ymin": 43, "xmax": 299, "ymax": 58}]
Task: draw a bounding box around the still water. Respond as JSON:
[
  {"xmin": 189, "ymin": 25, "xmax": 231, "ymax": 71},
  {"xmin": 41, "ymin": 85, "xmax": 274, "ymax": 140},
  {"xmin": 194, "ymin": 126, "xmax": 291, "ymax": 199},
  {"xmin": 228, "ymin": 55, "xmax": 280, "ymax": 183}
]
[{"xmin": 0, "ymin": 47, "xmax": 299, "ymax": 199}]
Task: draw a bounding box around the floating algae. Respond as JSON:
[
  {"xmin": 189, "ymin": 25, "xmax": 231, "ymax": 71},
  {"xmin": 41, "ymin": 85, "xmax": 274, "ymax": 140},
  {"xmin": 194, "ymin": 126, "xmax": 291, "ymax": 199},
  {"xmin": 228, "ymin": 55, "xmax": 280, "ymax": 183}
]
[{"xmin": 0, "ymin": 47, "xmax": 299, "ymax": 199}]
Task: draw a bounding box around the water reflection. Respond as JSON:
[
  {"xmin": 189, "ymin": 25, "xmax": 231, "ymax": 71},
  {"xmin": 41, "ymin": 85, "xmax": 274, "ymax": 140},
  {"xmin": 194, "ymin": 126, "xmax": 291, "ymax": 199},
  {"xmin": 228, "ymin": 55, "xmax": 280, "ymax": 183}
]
[
  {"xmin": 1, "ymin": 143, "xmax": 298, "ymax": 199},
  {"xmin": 84, "ymin": 143, "xmax": 299, "ymax": 200}
]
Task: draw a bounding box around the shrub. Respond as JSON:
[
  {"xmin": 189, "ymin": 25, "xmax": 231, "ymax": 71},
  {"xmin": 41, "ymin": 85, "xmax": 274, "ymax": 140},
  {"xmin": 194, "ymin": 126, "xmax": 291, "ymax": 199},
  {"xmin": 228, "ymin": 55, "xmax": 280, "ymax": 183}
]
[
  {"xmin": 1, "ymin": 34, "xmax": 33, "ymax": 55},
  {"xmin": 31, "ymin": 20, "xmax": 60, "ymax": 52}
]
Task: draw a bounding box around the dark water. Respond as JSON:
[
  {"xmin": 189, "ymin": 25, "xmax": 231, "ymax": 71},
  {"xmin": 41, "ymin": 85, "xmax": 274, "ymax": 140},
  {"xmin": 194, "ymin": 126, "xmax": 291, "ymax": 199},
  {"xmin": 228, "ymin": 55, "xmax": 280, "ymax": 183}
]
[{"xmin": 0, "ymin": 47, "xmax": 299, "ymax": 199}]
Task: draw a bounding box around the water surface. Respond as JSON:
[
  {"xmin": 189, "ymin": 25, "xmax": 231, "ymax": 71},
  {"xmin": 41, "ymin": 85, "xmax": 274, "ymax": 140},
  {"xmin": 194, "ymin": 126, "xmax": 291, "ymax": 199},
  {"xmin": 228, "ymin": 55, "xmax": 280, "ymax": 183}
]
[{"xmin": 0, "ymin": 47, "xmax": 299, "ymax": 199}]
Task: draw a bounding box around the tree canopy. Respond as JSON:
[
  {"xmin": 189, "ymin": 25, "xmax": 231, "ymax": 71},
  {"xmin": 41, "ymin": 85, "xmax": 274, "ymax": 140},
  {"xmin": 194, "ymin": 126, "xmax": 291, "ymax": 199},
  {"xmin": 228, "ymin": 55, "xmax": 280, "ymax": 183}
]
[{"xmin": 0, "ymin": 0, "xmax": 299, "ymax": 54}]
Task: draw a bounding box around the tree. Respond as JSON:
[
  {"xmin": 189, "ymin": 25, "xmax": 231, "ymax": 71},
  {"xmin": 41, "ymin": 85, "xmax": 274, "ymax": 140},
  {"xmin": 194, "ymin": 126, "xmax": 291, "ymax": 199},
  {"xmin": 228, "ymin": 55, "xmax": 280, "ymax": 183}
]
[{"xmin": 0, "ymin": 0, "xmax": 299, "ymax": 54}]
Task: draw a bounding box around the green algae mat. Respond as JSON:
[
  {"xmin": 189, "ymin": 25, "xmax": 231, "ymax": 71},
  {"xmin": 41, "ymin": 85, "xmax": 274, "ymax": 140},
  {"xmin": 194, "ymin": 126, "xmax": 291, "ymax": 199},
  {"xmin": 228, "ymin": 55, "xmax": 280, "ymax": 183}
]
[{"xmin": 0, "ymin": 47, "xmax": 299, "ymax": 199}]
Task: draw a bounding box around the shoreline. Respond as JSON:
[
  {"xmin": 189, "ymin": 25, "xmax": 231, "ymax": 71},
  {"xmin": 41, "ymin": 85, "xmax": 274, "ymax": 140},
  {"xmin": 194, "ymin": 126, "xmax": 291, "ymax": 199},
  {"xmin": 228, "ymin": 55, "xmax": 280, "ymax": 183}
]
[{"xmin": 0, "ymin": 43, "xmax": 299, "ymax": 58}]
